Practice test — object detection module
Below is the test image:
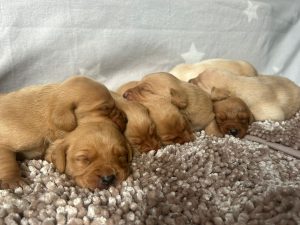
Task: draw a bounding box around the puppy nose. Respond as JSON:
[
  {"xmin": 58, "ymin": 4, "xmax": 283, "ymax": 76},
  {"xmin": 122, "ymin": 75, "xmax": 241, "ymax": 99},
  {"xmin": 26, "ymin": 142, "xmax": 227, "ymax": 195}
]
[
  {"xmin": 101, "ymin": 175, "xmax": 116, "ymax": 186},
  {"xmin": 228, "ymin": 128, "xmax": 239, "ymax": 137}
]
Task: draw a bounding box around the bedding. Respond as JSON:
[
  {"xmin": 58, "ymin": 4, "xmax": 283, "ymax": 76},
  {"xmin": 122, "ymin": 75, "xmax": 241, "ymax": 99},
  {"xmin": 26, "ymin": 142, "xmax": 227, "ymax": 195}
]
[
  {"xmin": 0, "ymin": 114, "xmax": 300, "ymax": 224},
  {"xmin": 0, "ymin": 0, "xmax": 300, "ymax": 224}
]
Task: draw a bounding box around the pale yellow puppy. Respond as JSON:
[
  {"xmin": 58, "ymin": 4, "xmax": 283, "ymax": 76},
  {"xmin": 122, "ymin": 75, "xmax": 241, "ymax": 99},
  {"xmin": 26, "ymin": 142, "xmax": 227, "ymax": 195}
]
[
  {"xmin": 170, "ymin": 58, "xmax": 258, "ymax": 82},
  {"xmin": 189, "ymin": 69, "xmax": 300, "ymax": 121}
]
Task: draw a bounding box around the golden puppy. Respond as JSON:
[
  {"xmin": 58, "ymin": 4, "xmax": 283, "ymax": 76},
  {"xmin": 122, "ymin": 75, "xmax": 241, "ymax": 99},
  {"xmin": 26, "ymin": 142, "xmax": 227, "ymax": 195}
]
[
  {"xmin": 117, "ymin": 83, "xmax": 195, "ymax": 145},
  {"xmin": 45, "ymin": 120, "xmax": 132, "ymax": 189},
  {"xmin": 139, "ymin": 96, "xmax": 195, "ymax": 145},
  {"xmin": 211, "ymin": 88, "xmax": 254, "ymax": 138},
  {"xmin": 170, "ymin": 58, "xmax": 258, "ymax": 82},
  {"xmin": 0, "ymin": 76, "xmax": 127, "ymax": 189},
  {"xmin": 111, "ymin": 92, "xmax": 162, "ymax": 153},
  {"xmin": 189, "ymin": 69, "xmax": 300, "ymax": 121},
  {"xmin": 122, "ymin": 72, "xmax": 222, "ymax": 138}
]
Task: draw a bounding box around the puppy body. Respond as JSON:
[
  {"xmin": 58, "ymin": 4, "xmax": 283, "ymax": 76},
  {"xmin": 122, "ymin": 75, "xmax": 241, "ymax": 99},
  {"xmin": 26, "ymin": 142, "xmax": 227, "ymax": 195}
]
[
  {"xmin": 122, "ymin": 72, "xmax": 222, "ymax": 138},
  {"xmin": 170, "ymin": 58, "xmax": 258, "ymax": 82},
  {"xmin": 45, "ymin": 121, "xmax": 132, "ymax": 189},
  {"xmin": 111, "ymin": 92, "xmax": 162, "ymax": 153},
  {"xmin": 191, "ymin": 69, "xmax": 300, "ymax": 121},
  {"xmin": 0, "ymin": 76, "xmax": 127, "ymax": 188}
]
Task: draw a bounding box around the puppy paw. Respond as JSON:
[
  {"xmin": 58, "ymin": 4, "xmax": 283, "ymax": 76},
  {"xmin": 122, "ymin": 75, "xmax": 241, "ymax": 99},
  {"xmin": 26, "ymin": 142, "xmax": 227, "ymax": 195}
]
[{"xmin": 0, "ymin": 177, "xmax": 28, "ymax": 189}]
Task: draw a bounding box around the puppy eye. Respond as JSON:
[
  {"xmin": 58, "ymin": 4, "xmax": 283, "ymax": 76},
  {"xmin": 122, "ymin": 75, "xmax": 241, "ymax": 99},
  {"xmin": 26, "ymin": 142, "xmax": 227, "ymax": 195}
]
[
  {"xmin": 75, "ymin": 155, "xmax": 90, "ymax": 165},
  {"xmin": 216, "ymin": 112, "xmax": 227, "ymax": 123},
  {"xmin": 131, "ymin": 138, "xmax": 142, "ymax": 145}
]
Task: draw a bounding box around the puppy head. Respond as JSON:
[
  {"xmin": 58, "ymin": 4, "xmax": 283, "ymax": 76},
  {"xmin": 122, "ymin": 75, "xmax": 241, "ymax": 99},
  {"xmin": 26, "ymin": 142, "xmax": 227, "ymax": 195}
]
[
  {"xmin": 45, "ymin": 121, "xmax": 132, "ymax": 189},
  {"xmin": 213, "ymin": 96, "xmax": 254, "ymax": 138},
  {"xmin": 144, "ymin": 98, "xmax": 195, "ymax": 145},
  {"xmin": 50, "ymin": 76, "xmax": 127, "ymax": 132},
  {"xmin": 124, "ymin": 102, "xmax": 162, "ymax": 153},
  {"xmin": 111, "ymin": 92, "xmax": 162, "ymax": 153}
]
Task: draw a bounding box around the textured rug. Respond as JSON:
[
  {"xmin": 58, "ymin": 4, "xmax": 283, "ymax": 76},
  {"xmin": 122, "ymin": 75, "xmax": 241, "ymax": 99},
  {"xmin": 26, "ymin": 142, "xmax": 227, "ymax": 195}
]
[{"xmin": 1, "ymin": 113, "xmax": 300, "ymax": 225}]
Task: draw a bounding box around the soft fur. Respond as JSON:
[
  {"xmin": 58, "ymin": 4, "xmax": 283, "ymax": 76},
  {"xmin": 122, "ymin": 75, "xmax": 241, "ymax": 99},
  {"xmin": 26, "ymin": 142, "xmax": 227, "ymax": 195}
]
[
  {"xmin": 0, "ymin": 76, "xmax": 127, "ymax": 189},
  {"xmin": 111, "ymin": 92, "xmax": 162, "ymax": 153},
  {"xmin": 211, "ymin": 88, "xmax": 254, "ymax": 138},
  {"xmin": 45, "ymin": 120, "xmax": 132, "ymax": 189},
  {"xmin": 117, "ymin": 82, "xmax": 195, "ymax": 145},
  {"xmin": 189, "ymin": 69, "xmax": 300, "ymax": 121},
  {"xmin": 170, "ymin": 58, "xmax": 258, "ymax": 82},
  {"xmin": 121, "ymin": 72, "xmax": 222, "ymax": 140}
]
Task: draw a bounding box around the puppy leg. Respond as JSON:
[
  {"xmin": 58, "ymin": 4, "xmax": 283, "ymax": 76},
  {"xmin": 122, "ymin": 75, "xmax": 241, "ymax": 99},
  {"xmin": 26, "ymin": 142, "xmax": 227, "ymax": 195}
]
[
  {"xmin": 204, "ymin": 119, "xmax": 224, "ymax": 137},
  {"xmin": 0, "ymin": 146, "xmax": 25, "ymax": 189}
]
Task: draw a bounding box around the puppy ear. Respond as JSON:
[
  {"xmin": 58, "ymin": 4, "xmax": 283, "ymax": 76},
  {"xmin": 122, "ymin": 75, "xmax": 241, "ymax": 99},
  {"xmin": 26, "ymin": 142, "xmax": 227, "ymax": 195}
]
[
  {"xmin": 123, "ymin": 84, "xmax": 153, "ymax": 101},
  {"xmin": 50, "ymin": 97, "xmax": 77, "ymax": 132},
  {"xmin": 215, "ymin": 112, "xmax": 227, "ymax": 123},
  {"xmin": 211, "ymin": 87, "xmax": 231, "ymax": 101},
  {"xmin": 45, "ymin": 139, "xmax": 68, "ymax": 173},
  {"xmin": 170, "ymin": 88, "xmax": 188, "ymax": 109},
  {"xmin": 188, "ymin": 77, "xmax": 198, "ymax": 85}
]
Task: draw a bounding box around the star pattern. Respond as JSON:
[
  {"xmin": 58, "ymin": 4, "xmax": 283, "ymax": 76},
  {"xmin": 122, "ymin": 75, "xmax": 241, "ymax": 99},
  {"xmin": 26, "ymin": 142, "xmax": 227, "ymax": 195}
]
[
  {"xmin": 243, "ymin": 0, "xmax": 260, "ymax": 23},
  {"xmin": 181, "ymin": 43, "xmax": 205, "ymax": 64}
]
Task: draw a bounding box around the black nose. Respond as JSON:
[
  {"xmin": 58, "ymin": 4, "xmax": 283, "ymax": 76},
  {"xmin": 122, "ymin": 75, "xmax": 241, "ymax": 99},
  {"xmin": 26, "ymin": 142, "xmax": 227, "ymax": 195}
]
[
  {"xmin": 101, "ymin": 175, "xmax": 116, "ymax": 186},
  {"xmin": 228, "ymin": 128, "xmax": 239, "ymax": 137}
]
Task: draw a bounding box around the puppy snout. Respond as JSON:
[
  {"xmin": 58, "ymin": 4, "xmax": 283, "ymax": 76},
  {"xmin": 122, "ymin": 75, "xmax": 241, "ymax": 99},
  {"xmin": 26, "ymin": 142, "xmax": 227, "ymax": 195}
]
[
  {"xmin": 101, "ymin": 174, "xmax": 116, "ymax": 186},
  {"xmin": 228, "ymin": 128, "xmax": 239, "ymax": 137}
]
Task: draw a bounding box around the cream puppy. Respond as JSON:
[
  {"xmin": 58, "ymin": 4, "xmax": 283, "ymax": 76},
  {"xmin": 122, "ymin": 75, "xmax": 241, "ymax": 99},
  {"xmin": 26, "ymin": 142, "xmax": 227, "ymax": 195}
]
[
  {"xmin": 189, "ymin": 69, "xmax": 300, "ymax": 121},
  {"xmin": 170, "ymin": 58, "xmax": 258, "ymax": 82}
]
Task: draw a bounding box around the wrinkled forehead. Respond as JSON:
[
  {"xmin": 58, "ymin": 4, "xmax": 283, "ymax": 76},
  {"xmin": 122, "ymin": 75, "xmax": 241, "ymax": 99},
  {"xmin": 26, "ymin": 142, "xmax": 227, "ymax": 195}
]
[{"xmin": 216, "ymin": 97, "xmax": 249, "ymax": 111}]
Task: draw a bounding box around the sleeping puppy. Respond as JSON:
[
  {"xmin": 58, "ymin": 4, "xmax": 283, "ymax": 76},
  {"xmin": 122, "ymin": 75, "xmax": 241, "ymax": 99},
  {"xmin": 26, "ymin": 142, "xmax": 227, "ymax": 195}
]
[
  {"xmin": 117, "ymin": 83, "xmax": 195, "ymax": 145},
  {"xmin": 111, "ymin": 92, "xmax": 162, "ymax": 153},
  {"xmin": 211, "ymin": 88, "xmax": 254, "ymax": 138},
  {"xmin": 122, "ymin": 72, "xmax": 222, "ymax": 137},
  {"xmin": 45, "ymin": 120, "xmax": 132, "ymax": 190},
  {"xmin": 189, "ymin": 69, "xmax": 300, "ymax": 121},
  {"xmin": 0, "ymin": 76, "xmax": 127, "ymax": 189},
  {"xmin": 170, "ymin": 58, "xmax": 258, "ymax": 82},
  {"xmin": 138, "ymin": 96, "xmax": 195, "ymax": 145}
]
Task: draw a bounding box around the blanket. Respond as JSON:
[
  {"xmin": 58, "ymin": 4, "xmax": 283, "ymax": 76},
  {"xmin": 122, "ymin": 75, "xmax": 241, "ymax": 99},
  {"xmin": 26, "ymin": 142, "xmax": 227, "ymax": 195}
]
[{"xmin": 1, "ymin": 112, "xmax": 299, "ymax": 225}]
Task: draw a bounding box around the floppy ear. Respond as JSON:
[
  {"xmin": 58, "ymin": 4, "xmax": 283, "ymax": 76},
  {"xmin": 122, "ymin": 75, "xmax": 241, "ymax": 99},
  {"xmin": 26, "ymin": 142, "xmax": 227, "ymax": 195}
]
[
  {"xmin": 45, "ymin": 139, "xmax": 68, "ymax": 173},
  {"xmin": 123, "ymin": 84, "xmax": 154, "ymax": 101},
  {"xmin": 170, "ymin": 88, "xmax": 188, "ymax": 109},
  {"xmin": 50, "ymin": 96, "xmax": 77, "ymax": 132},
  {"xmin": 188, "ymin": 77, "xmax": 198, "ymax": 85},
  {"xmin": 211, "ymin": 87, "xmax": 231, "ymax": 101}
]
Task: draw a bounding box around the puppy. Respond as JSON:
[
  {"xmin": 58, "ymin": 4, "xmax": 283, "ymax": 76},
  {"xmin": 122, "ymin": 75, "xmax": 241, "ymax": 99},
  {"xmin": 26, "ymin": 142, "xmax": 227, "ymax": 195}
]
[
  {"xmin": 45, "ymin": 120, "xmax": 132, "ymax": 189},
  {"xmin": 111, "ymin": 92, "xmax": 162, "ymax": 153},
  {"xmin": 211, "ymin": 88, "xmax": 254, "ymax": 138},
  {"xmin": 122, "ymin": 72, "xmax": 222, "ymax": 138},
  {"xmin": 139, "ymin": 96, "xmax": 195, "ymax": 145},
  {"xmin": 170, "ymin": 58, "xmax": 258, "ymax": 82},
  {"xmin": 0, "ymin": 76, "xmax": 127, "ymax": 189},
  {"xmin": 189, "ymin": 69, "xmax": 300, "ymax": 121},
  {"xmin": 117, "ymin": 83, "xmax": 195, "ymax": 145}
]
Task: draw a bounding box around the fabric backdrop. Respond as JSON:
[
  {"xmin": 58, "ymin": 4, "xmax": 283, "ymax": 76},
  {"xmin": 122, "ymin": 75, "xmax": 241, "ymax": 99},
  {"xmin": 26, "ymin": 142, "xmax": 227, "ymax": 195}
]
[{"xmin": 0, "ymin": 0, "xmax": 299, "ymax": 92}]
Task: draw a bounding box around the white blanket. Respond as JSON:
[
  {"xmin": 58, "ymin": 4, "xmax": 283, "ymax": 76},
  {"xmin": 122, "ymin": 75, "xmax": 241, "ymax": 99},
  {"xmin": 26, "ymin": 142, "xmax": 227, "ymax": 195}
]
[{"xmin": 0, "ymin": 0, "xmax": 299, "ymax": 92}]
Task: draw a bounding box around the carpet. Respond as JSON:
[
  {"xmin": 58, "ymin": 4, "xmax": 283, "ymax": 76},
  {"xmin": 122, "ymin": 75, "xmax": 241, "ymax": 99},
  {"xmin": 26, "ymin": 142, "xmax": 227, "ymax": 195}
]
[{"xmin": 0, "ymin": 113, "xmax": 300, "ymax": 225}]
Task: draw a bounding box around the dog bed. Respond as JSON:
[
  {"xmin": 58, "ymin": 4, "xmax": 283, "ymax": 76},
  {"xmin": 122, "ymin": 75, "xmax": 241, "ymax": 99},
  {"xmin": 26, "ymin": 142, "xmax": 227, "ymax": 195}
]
[{"xmin": 1, "ymin": 111, "xmax": 299, "ymax": 225}]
